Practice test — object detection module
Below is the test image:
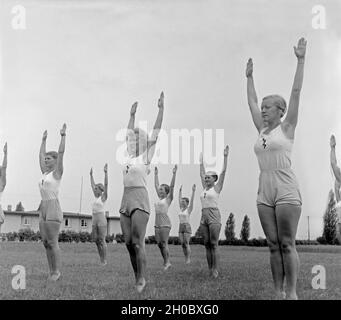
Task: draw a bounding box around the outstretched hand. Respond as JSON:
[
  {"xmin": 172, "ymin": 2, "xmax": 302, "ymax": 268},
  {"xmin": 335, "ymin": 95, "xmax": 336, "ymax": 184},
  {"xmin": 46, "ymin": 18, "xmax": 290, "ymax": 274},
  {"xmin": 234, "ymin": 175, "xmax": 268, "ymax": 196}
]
[
  {"xmin": 192, "ymin": 184, "xmax": 196, "ymax": 192},
  {"xmin": 331, "ymin": 135, "xmax": 336, "ymax": 148},
  {"xmin": 104, "ymin": 163, "xmax": 108, "ymax": 172},
  {"xmin": 3, "ymin": 142, "xmax": 7, "ymax": 154},
  {"xmin": 246, "ymin": 58, "xmax": 253, "ymax": 78},
  {"xmin": 224, "ymin": 145, "xmax": 229, "ymax": 157},
  {"xmin": 294, "ymin": 37, "xmax": 307, "ymax": 59},
  {"xmin": 154, "ymin": 167, "xmax": 158, "ymax": 175},
  {"xmin": 173, "ymin": 164, "xmax": 178, "ymax": 174},
  {"xmin": 158, "ymin": 92, "xmax": 164, "ymax": 108},
  {"xmin": 130, "ymin": 102, "xmax": 138, "ymax": 116},
  {"xmin": 60, "ymin": 123, "xmax": 67, "ymax": 136},
  {"xmin": 90, "ymin": 168, "xmax": 93, "ymax": 175},
  {"xmin": 42, "ymin": 130, "xmax": 47, "ymax": 140}
]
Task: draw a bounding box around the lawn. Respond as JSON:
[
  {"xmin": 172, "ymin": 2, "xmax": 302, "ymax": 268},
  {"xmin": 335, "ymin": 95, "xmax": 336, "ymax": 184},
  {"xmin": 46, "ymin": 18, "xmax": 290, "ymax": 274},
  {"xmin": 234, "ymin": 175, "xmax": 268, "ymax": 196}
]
[{"xmin": 0, "ymin": 242, "xmax": 340, "ymax": 300}]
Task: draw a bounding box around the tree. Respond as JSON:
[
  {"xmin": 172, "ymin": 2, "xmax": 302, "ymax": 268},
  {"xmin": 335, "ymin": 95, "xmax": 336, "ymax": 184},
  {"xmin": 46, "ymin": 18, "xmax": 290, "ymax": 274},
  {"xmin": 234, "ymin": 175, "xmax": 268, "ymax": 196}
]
[
  {"xmin": 15, "ymin": 202, "xmax": 24, "ymax": 212},
  {"xmin": 225, "ymin": 213, "xmax": 236, "ymax": 241},
  {"xmin": 240, "ymin": 215, "xmax": 250, "ymax": 242},
  {"xmin": 322, "ymin": 190, "xmax": 338, "ymax": 244}
]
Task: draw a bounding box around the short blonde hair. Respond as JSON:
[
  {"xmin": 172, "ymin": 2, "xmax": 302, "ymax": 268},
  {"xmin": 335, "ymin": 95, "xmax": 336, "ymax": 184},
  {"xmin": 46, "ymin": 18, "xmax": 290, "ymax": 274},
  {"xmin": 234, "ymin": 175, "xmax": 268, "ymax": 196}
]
[
  {"xmin": 262, "ymin": 95, "xmax": 287, "ymax": 118},
  {"xmin": 126, "ymin": 127, "xmax": 148, "ymax": 156}
]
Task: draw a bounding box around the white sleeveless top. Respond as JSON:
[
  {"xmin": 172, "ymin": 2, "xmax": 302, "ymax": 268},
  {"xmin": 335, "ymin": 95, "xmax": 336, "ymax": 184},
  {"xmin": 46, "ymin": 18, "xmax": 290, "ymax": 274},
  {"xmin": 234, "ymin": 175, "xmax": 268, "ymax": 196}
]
[
  {"xmin": 178, "ymin": 208, "xmax": 190, "ymax": 224},
  {"xmin": 123, "ymin": 155, "xmax": 150, "ymax": 188},
  {"xmin": 200, "ymin": 187, "xmax": 219, "ymax": 208},
  {"xmin": 335, "ymin": 201, "xmax": 341, "ymax": 221},
  {"xmin": 39, "ymin": 171, "xmax": 61, "ymax": 200},
  {"xmin": 92, "ymin": 197, "xmax": 106, "ymax": 214},
  {"xmin": 254, "ymin": 125, "xmax": 293, "ymax": 172}
]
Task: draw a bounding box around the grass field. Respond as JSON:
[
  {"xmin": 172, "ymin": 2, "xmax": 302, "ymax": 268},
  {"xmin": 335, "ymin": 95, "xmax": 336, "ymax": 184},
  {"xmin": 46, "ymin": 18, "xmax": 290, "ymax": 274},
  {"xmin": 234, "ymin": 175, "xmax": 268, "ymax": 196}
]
[{"xmin": 0, "ymin": 242, "xmax": 340, "ymax": 300}]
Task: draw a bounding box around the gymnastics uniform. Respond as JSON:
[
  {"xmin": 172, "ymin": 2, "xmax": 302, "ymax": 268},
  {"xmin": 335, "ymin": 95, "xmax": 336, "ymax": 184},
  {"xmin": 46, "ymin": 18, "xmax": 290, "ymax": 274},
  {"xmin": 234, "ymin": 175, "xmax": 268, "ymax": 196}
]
[
  {"xmin": 92, "ymin": 197, "xmax": 107, "ymax": 228},
  {"xmin": 254, "ymin": 125, "xmax": 302, "ymax": 207},
  {"xmin": 178, "ymin": 209, "xmax": 192, "ymax": 234},
  {"xmin": 0, "ymin": 192, "xmax": 4, "ymax": 225},
  {"xmin": 120, "ymin": 155, "xmax": 151, "ymax": 217},
  {"xmin": 154, "ymin": 198, "xmax": 171, "ymax": 229},
  {"xmin": 38, "ymin": 171, "xmax": 63, "ymax": 223},
  {"xmin": 200, "ymin": 187, "xmax": 221, "ymax": 226}
]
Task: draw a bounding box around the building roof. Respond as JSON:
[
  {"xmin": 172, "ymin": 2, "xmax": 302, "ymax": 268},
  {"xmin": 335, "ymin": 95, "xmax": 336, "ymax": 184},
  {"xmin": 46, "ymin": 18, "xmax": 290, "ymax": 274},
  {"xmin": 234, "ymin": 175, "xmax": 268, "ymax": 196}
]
[{"xmin": 3, "ymin": 210, "xmax": 120, "ymax": 220}]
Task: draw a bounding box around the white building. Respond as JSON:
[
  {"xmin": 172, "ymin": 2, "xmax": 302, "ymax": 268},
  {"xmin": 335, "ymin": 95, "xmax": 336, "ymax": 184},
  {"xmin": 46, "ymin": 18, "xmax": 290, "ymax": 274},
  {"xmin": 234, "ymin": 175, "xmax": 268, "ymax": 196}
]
[{"xmin": 0, "ymin": 208, "xmax": 121, "ymax": 236}]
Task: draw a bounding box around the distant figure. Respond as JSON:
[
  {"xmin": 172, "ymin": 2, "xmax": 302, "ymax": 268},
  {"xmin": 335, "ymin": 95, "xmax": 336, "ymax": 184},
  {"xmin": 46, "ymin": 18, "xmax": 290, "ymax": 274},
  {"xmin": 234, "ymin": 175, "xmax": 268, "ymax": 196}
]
[
  {"xmin": 90, "ymin": 164, "xmax": 108, "ymax": 265},
  {"xmin": 0, "ymin": 143, "xmax": 8, "ymax": 232},
  {"xmin": 38, "ymin": 124, "xmax": 66, "ymax": 281},
  {"xmin": 199, "ymin": 145, "xmax": 229, "ymax": 278},
  {"xmin": 154, "ymin": 165, "xmax": 177, "ymax": 270},
  {"xmin": 119, "ymin": 92, "xmax": 164, "ymax": 293},
  {"xmin": 334, "ymin": 180, "xmax": 341, "ymax": 244},
  {"xmin": 178, "ymin": 183, "xmax": 196, "ymax": 264},
  {"xmin": 246, "ymin": 38, "xmax": 307, "ymax": 299}
]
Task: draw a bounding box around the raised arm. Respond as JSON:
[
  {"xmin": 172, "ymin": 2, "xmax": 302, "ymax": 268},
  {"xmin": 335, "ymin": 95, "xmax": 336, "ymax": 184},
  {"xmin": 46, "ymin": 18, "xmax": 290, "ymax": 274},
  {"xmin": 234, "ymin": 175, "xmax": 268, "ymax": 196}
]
[
  {"xmin": 39, "ymin": 130, "xmax": 47, "ymax": 174},
  {"xmin": 0, "ymin": 143, "xmax": 7, "ymax": 191},
  {"xmin": 284, "ymin": 38, "xmax": 307, "ymax": 130},
  {"xmin": 54, "ymin": 123, "xmax": 66, "ymax": 180},
  {"xmin": 154, "ymin": 167, "xmax": 161, "ymax": 198},
  {"xmin": 199, "ymin": 152, "xmax": 206, "ymax": 188},
  {"xmin": 102, "ymin": 163, "xmax": 108, "ymax": 202},
  {"xmin": 330, "ymin": 135, "xmax": 341, "ymax": 183},
  {"xmin": 215, "ymin": 145, "xmax": 229, "ymax": 194},
  {"xmin": 334, "ymin": 179, "xmax": 341, "ymax": 203},
  {"xmin": 188, "ymin": 184, "xmax": 196, "ymax": 214},
  {"xmin": 246, "ymin": 58, "xmax": 263, "ymax": 132},
  {"xmin": 178, "ymin": 185, "xmax": 183, "ymax": 208},
  {"xmin": 166, "ymin": 165, "xmax": 177, "ymax": 204},
  {"xmin": 90, "ymin": 167, "xmax": 96, "ymax": 196},
  {"xmin": 145, "ymin": 92, "xmax": 164, "ymax": 164}
]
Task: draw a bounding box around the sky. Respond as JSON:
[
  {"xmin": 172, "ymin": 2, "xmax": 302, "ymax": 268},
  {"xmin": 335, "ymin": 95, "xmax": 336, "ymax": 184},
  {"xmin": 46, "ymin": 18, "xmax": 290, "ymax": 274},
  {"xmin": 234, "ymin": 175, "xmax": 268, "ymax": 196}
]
[{"xmin": 0, "ymin": 0, "xmax": 341, "ymax": 239}]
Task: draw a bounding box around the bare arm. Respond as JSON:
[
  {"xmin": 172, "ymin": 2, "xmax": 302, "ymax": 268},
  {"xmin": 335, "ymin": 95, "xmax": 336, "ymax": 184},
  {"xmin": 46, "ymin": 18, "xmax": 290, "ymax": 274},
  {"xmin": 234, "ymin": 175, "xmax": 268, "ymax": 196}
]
[
  {"xmin": 284, "ymin": 38, "xmax": 307, "ymax": 130},
  {"xmin": 102, "ymin": 163, "xmax": 108, "ymax": 202},
  {"xmin": 178, "ymin": 185, "xmax": 183, "ymax": 208},
  {"xmin": 199, "ymin": 152, "xmax": 206, "ymax": 188},
  {"xmin": 215, "ymin": 145, "xmax": 229, "ymax": 194},
  {"xmin": 246, "ymin": 58, "xmax": 263, "ymax": 132},
  {"xmin": 54, "ymin": 124, "xmax": 66, "ymax": 180},
  {"xmin": 90, "ymin": 168, "xmax": 96, "ymax": 196},
  {"xmin": 330, "ymin": 135, "xmax": 341, "ymax": 183},
  {"xmin": 145, "ymin": 92, "xmax": 164, "ymax": 164},
  {"xmin": 39, "ymin": 131, "xmax": 47, "ymax": 174},
  {"xmin": 154, "ymin": 167, "xmax": 161, "ymax": 198},
  {"xmin": 0, "ymin": 143, "xmax": 7, "ymax": 191},
  {"xmin": 167, "ymin": 165, "xmax": 177, "ymax": 204},
  {"xmin": 188, "ymin": 184, "xmax": 196, "ymax": 214}
]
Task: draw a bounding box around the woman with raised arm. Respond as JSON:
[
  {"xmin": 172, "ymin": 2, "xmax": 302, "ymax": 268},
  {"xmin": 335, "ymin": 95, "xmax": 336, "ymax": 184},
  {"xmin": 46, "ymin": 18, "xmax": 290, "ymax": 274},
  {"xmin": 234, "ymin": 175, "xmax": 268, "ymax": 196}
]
[
  {"xmin": 0, "ymin": 143, "xmax": 8, "ymax": 229},
  {"xmin": 119, "ymin": 92, "xmax": 164, "ymax": 293},
  {"xmin": 178, "ymin": 183, "xmax": 196, "ymax": 264},
  {"xmin": 90, "ymin": 164, "xmax": 108, "ymax": 265},
  {"xmin": 154, "ymin": 165, "xmax": 177, "ymax": 270},
  {"xmin": 38, "ymin": 124, "xmax": 66, "ymax": 281},
  {"xmin": 199, "ymin": 145, "xmax": 229, "ymax": 278},
  {"xmin": 246, "ymin": 38, "xmax": 307, "ymax": 299}
]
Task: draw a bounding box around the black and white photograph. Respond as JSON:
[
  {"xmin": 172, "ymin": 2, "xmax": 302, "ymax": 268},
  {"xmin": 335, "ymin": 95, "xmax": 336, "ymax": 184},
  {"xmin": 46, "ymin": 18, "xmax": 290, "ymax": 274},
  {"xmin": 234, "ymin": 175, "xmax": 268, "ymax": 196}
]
[{"xmin": 0, "ymin": 0, "xmax": 340, "ymax": 306}]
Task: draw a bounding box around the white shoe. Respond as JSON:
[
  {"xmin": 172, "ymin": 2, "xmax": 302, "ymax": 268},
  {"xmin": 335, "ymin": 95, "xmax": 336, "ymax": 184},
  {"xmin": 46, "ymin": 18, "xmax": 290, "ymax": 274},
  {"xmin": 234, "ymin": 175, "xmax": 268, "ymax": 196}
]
[
  {"xmin": 163, "ymin": 262, "xmax": 171, "ymax": 271},
  {"xmin": 212, "ymin": 269, "xmax": 218, "ymax": 279},
  {"xmin": 49, "ymin": 271, "xmax": 61, "ymax": 282},
  {"xmin": 136, "ymin": 279, "xmax": 146, "ymax": 293}
]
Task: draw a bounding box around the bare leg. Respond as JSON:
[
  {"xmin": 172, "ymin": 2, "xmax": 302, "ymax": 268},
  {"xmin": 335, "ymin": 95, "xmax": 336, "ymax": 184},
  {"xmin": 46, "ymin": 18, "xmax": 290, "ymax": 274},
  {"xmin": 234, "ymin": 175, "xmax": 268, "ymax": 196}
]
[
  {"xmin": 209, "ymin": 223, "xmax": 221, "ymax": 278},
  {"xmin": 276, "ymin": 204, "xmax": 301, "ymax": 300},
  {"xmin": 183, "ymin": 233, "xmax": 191, "ymax": 263},
  {"xmin": 44, "ymin": 221, "xmax": 61, "ymax": 281},
  {"xmin": 39, "ymin": 221, "xmax": 53, "ymax": 275},
  {"xmin": 201, "ymin": 224, "xmax": 212, "ymax": 272},
  {"xmin": 120, "ymin": 214, "xmax": 137, "ymax": 280},
  {"xmin": 158, "ymin": 227, "xmax": 171, "ymax": 269},
  {"xmin": 131, "ymin": 210, "xmax": 149, "ymax": 292},
  {"xmin": 258, "ymin": 204, "xmax": 285, "ymax": 298},
  {"xmin": 97, "ymin": 225, "xmax": 108, "ymax": 265}
]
